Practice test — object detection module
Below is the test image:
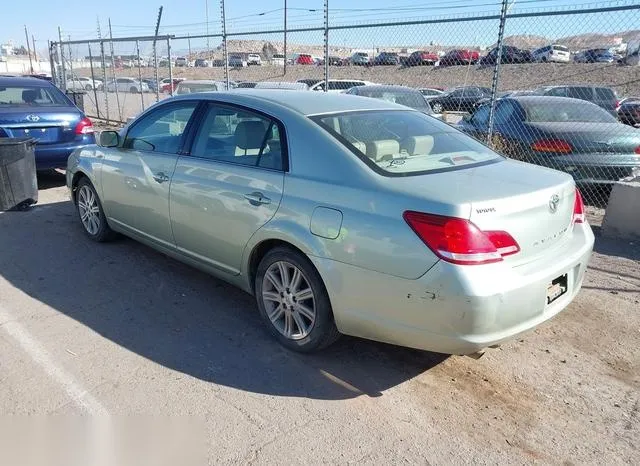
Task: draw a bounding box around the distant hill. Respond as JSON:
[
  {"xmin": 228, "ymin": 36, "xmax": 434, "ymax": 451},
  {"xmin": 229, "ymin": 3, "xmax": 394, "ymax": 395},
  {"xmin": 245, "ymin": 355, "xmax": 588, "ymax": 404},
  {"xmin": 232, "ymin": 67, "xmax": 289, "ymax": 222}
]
[{"xmin": 499, "ymin": 30, "xmax": 640, "ymax": 51}]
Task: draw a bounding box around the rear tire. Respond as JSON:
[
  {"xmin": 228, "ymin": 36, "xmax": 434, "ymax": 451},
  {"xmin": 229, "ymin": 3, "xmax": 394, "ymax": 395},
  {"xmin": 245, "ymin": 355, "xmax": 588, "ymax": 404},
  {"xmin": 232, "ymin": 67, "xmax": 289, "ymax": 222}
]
[
  {"xmin": 85, "ymin": 84, "xmax": 93, "ymax": 91},
  {"xmin": 255, "ymin": 247, "xmax": 340, "ymax": 352},
  {"xmin": 432, "ymin": 102, "xmax": 444, "ymax": 113},
  {"xmin": 130, "ymin": 86, "xmax": 137, "ymax": 93},
  {"xmin": 75, "ymin": 178, "xmax": 117, "ymax": 242}
]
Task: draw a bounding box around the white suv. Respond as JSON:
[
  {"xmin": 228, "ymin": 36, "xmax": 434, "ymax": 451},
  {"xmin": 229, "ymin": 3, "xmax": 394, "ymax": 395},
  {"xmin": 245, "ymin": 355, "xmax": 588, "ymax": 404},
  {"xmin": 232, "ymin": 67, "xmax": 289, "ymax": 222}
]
[
  {"xmin": 248, "ymin": 54, "xmax": 262, "ymax": 66},
  {"xmin": 532, "ymin": 44, "xmax": 570, "ymax": 63}
]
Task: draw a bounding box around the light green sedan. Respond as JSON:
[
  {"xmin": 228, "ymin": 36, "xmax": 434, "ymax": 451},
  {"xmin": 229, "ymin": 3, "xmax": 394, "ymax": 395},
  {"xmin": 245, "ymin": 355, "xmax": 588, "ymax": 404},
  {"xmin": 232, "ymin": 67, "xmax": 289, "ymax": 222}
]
[{"xmin": 67, "ymin": 90, "xmax": 594, "ymax": 354}]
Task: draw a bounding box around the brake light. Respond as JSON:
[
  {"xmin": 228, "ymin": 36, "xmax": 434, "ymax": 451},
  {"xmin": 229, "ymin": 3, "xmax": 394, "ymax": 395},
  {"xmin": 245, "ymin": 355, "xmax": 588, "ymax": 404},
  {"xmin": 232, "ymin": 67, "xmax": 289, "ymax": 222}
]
[
  {"xmin": 74, "ymin": 117, "xmax": 94, "ymax": 135},
  {"xmin": 635, "ymin": 146, "xmax": 640, "ymax": 154},
  {"xmin": 403, "ymin": 211, "xmax": 520, "ymax": 265},
  {"xmin": 531, "ymin": 139, "xmax": 572, "ymax": 154},
  {"xmin": 573, "ymin": 188, "xmax": 585, "ymax": 224}
]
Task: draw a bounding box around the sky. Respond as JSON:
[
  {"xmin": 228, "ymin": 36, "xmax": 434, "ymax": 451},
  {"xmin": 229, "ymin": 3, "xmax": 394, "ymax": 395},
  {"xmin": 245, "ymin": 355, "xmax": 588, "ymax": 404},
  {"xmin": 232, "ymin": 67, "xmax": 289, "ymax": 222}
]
[{"xmin": 3, "ymin": 0, "xmax": 640, "ymax": 57}]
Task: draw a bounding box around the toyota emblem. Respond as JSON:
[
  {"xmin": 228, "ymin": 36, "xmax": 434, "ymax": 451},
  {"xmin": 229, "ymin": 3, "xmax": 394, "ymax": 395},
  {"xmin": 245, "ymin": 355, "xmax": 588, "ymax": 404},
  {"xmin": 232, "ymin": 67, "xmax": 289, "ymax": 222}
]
[
  {"xmin": 549, "ymin": 194, "xmax": 560, "ymax": 213},
  {"xmin": 25, "ymin": 114, "xmax": 40, "ymax": 122}
]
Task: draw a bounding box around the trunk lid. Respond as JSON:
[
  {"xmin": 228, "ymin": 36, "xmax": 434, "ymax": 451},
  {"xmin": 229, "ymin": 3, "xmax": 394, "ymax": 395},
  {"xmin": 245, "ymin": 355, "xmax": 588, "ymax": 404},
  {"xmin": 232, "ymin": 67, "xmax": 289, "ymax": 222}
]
[
  {"xmin": 527, "ymin": 122, "xmax": 640, "ymax": 154},
  {"xmin": 0, "ymin": 107, "xmax": 82, "ymax": 145},
  {"xmin": 385, "ymin": 159, "xmax": 576, "ymax": 266}
]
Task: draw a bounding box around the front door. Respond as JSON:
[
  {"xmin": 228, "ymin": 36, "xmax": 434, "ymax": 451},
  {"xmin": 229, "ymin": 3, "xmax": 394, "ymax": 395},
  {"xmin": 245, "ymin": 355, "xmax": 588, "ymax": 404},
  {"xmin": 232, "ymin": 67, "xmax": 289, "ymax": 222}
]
[
  {"xmin": 170, "ymin": 102, "xmax": 285, "ymax": 275},
  {"xmin": 100, "ymin": 100, "xmax": 199, "ymax": 248}
]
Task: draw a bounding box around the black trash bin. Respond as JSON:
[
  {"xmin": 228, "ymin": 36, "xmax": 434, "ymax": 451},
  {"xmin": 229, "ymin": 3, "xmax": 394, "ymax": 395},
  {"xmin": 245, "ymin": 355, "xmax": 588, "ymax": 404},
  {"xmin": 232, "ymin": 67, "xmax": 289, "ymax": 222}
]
[
  {"xmin": 0, "ymin": 138, "xmax": 38, "ymax": 211},
  {"xmin": 66, "ymin": 90, "xmax": 86, "ymax": 111}
]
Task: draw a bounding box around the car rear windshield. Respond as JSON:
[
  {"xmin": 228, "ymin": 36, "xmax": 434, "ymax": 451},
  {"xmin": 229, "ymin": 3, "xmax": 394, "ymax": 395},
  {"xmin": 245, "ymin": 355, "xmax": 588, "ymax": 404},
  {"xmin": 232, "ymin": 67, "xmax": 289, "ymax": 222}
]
[
  {"xmin": 311, "ymin": 110, "xmax": 501, "ymax": 176},
  {"xmin": 523, "ymin": 101, "xmax": 617, "ymax": 123},
  {"xmin": 177, "ymin": 83, "xmax": 219, "ymax": 94},
  {"xmin": 355, "ymin": 90, "xmax": 431, "ymax": 112},
  {"xmin": 552, "ymin": 45, "xmax": 569, "ymax": 52},
  {"xmin": 0, "ymin": 85, "xmax": 68, "ymax": 106}
]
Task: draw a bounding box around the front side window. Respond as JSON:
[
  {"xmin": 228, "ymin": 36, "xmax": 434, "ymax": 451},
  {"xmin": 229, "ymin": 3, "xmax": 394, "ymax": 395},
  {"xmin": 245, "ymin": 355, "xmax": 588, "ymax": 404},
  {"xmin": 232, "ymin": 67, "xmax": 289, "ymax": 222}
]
[
  {"xmin": 123, "ymin": 102, "xmax": 198, "ymax": 153},
  {"xmin": 191, "ymin": 104, "xmax": 285, "ymax": 171},
  {"xmin": 312, "ymin": 110, "xmax": 500, "ymax": 176}
]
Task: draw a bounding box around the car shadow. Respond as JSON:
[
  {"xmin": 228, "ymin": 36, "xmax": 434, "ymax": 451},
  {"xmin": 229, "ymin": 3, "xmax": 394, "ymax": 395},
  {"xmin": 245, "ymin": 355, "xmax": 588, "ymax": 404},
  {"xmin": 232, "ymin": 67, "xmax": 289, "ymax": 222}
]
[
  {"xmin": 591, "ymin": 225, "xmax": 640, "ymax": 262},
  {"xmin": 0, "ymin": 200, "xmax": 448, "ymax": 400},
  {"xmin": 37, "ymin": 170, "xmax": 67, "ymax": 190}
]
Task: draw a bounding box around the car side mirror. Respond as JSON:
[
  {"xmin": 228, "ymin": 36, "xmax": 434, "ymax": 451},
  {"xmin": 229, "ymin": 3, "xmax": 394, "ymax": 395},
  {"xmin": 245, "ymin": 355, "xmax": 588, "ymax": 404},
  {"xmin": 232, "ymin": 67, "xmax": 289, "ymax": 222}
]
[{"xmin": 99, "ymin": 131, "xmax": 120, "ymax": 148}]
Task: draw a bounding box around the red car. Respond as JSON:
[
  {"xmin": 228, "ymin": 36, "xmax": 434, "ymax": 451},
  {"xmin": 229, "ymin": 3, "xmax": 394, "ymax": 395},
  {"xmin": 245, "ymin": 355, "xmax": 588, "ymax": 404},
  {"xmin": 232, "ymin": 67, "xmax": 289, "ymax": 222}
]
[
  {"xmin": 439, "ymin": 49, "xmax": 480, "ymax": 66},
  {"xmin": 405, "ymin": 50, "xmax": 439, "ymax": 66},
  {"xmin": 296, "ymin": 54, "xmax": 314, "ymax": 65},
  {"xmin": 160, "ymin": 78, "xmax": 185, "ymax": 94}
]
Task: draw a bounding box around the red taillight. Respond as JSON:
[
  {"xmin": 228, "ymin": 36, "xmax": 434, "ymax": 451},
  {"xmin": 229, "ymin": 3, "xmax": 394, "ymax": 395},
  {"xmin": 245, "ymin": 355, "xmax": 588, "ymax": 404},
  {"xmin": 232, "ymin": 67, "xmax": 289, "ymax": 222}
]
[
  {"xmin": 531, "ymin": 139, "xmax": 572, "ymax": 154},
  {"xmin": 403, "ymin": 211, "xmax": 520, "ymax": 265},
  {"xmin": 635, "ymin": 146, "xmax": 640, "ymax": 154},
  {"xmin": 74, "ymin": 117, "xmax": 94, "ymax": 135},
  {"xmin": 573, "ymin": 188, "xmax": 585, "ymax": 224}
]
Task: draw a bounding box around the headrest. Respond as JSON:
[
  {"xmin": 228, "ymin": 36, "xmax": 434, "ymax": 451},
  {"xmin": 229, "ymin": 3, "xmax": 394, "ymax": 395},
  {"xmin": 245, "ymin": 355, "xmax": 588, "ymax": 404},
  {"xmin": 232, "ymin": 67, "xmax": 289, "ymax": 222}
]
[{"xmin": 234, "ymin": 120, "xmax": 266, "ymax": 150}]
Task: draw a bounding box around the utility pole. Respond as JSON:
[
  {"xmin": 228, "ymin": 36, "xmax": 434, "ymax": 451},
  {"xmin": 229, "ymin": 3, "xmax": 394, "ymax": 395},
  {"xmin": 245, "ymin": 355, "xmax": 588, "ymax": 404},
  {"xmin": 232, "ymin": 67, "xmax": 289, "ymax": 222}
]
[
  {"xmin": 283, "ymin": 0, "xmax": 287, "ymax": 75},
  {"xmin": 108, "ymin": 18, "xmax": 122, "ymax": 122},
  {"xmin": 188, "ymin": 34, "xmax": 191, "ymax": 57},
  {"xmin": 205, "ymin": 0, "xmax": 210, "ymax": 54},
  {"xmin": 31, "ymin": 35, "xmax": 37, "ymax": 63},
  {"xmin": 221, "ymin": 0, "xmax": 229, "ymax": 90},
  {"xmin": 152, "ymin": 6, "xmax": 164, "ymax": 101},
  {"xmin": 323, "ymin": 0, "xmax": 329, "ymax": 92},
  {"xmin": 24, "ymin": 26, "xmax": 33, "ymax": 73}
]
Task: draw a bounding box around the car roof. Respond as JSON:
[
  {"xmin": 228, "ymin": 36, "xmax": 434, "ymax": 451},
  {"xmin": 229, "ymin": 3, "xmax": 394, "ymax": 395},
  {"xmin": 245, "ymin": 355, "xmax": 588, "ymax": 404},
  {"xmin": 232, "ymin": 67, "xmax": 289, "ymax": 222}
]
[
  {"xmin": 352, "ymin": 85, "xmax": 420, "ymax": 93},
  {"xmin": 507, "ymin": 95, "xmax": 598, "ymax": 106},
  {"xmin": 179, "ymin": 80, "xmax": 224, "ymax": 84},
  {"xmin": 171, "ymin": 89, "xmax": 410, "ymax": 115},
  {"xmin": 0, "ymin": 76, "xmax": 52, "ymax": 87}
]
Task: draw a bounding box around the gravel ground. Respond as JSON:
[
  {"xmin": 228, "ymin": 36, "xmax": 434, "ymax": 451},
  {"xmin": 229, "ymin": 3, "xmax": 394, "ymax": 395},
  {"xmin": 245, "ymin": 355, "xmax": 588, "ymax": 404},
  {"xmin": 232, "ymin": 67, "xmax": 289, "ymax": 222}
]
[
  {"xmin": 79, "ymin": 62, "xmax": 640, "ymax": 122},
  {"xmin": 0, "ymin": 174, "xmax": 638, "ymax": 464}
]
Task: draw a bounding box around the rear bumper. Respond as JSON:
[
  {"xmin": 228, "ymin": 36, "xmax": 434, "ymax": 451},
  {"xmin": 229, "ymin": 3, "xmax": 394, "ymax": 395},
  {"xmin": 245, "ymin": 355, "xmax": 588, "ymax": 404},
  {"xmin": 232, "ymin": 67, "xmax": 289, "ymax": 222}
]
[
  {"xmin": 34, "ymin": 136, "xmax": 95, "ymax": 170},
  {"xmin": 312, "ymin": 223, "xmax": 594, "ymax": 355},
  {"xmin": 539, "ymin": 154, "xmax": 639, "ymax": 184}
]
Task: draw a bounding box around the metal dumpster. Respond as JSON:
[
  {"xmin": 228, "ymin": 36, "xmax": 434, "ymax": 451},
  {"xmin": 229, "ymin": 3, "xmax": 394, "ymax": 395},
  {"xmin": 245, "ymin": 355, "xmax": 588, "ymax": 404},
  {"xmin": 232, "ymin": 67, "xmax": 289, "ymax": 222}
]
[{"xmin": 0, "ymin": 138, "xmax": 38, "ymax": 211}]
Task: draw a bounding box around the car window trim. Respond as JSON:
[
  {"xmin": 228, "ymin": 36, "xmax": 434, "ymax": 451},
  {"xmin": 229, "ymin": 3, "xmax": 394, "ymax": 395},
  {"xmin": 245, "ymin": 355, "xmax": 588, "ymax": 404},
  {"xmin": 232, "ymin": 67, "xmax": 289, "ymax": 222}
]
[
  {"xmin": 181, "ymin": 100, "xmax": 290, "ymax": 172},
  {"xmin": 121, "ymin": 99, "xmax": 203, "ymax": 154}
]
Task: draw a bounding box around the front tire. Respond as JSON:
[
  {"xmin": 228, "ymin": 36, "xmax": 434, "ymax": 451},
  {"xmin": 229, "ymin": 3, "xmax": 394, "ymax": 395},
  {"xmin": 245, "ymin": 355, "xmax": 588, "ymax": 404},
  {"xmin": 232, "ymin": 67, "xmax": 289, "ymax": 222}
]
[
  {"xmin": 130, "ymin": 86, "xmax": 138, "ymax": 93},
  {"xmin": 255, "ymin": 247, "xmax": 340, "ymax": 352},
  {"xmin": 75, "ymin": 178, "xmax": 116, "ymax": 242},
  {"xmin": 85, "ymin": 84, "xmax": 93, "ymax": 91},
  {"xmin": 432, "ymin": 102, "xmax": 444, "ymax": 113}
]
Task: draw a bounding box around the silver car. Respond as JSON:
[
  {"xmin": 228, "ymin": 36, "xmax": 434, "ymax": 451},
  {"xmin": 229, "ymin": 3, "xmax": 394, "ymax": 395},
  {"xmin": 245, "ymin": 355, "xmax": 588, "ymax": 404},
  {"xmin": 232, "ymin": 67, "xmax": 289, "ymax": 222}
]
[{"xmin": 66, "ymin": 90, "xmax": 594, "ymax": 354}]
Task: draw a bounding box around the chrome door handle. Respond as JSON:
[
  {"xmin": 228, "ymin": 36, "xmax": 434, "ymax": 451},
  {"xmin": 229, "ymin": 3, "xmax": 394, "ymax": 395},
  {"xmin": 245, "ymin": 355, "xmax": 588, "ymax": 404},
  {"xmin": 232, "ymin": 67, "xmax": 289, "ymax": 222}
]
[
  {"xmin": 153, "ymin": 172, "xmax": 170, "ymax": 183},
  {"xmin": 244, "ymin": 192, "xmax": 271, "ymax": 206}
]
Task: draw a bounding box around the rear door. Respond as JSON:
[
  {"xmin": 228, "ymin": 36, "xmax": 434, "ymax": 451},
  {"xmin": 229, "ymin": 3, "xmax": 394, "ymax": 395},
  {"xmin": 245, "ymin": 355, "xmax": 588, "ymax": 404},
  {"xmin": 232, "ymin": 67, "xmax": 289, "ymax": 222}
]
[
  {"xmin": 100, "ymin": 100, "xmax": 200, "ymax": 248},
  {"xmin": 169, "ymin": 102, "xmax": 285, "ymax": 275}
]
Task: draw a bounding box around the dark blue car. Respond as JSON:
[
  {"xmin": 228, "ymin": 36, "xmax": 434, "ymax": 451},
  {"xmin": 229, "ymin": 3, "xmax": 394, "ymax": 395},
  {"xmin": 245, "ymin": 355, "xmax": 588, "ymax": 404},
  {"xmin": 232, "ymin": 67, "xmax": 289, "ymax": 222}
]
[{"xmin": 0, "ymin": 76, "xmax": 95, "ymax": 171}]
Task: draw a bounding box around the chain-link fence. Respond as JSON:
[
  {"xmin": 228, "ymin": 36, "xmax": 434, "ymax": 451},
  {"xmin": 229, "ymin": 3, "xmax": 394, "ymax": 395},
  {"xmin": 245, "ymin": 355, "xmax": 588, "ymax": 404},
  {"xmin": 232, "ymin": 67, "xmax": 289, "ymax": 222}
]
[{"xmin": 50, "ymin": 0, "xmax": 640, "ymax": 206}]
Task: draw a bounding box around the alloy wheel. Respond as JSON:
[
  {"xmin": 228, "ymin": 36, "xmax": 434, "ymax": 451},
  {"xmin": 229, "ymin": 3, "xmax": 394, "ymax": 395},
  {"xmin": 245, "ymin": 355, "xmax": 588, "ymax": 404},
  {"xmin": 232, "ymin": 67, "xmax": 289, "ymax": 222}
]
[
  {"xmin": 77, "ymin": 185, "xmax": 101, "ymax": 235},
  {"xmin": 261, "ymin": 261, "xmax": 316, "ymax": 340}
]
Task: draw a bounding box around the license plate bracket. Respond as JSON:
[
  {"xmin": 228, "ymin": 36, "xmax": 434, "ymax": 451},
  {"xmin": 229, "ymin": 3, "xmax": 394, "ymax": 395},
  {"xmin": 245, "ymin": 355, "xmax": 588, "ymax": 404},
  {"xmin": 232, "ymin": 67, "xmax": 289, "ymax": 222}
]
[{"xmin": 546, "ymin": 273, "xmax": 568, "ymax": 305}]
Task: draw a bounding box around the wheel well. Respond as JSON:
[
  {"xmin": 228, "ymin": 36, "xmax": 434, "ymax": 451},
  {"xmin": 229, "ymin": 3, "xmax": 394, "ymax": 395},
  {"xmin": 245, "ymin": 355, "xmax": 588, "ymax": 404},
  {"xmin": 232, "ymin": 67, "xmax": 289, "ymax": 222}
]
[
  {"xmin": 70, "ymin": 172, "xmax": 88, "ymax": 204},
  {"xmin": 248, "ymin": 239, "xmax": 307, "ymax": 292}
]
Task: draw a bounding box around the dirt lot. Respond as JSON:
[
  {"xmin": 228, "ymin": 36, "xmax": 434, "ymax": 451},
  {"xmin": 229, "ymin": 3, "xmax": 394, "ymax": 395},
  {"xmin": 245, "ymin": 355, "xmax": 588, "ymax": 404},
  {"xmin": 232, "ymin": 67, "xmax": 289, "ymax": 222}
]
[
  {"xmin": 0, "ymin": 173, "xmax": 638, "ymax": 463},
  {"xmin": 80, "ymin": 62, "xmax": 640, "ymax": 122}
]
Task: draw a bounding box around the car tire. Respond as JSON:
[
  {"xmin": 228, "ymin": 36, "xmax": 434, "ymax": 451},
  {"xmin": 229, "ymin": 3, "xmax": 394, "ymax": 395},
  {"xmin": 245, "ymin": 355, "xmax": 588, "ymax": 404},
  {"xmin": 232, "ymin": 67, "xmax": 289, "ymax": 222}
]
[
  {"xmin": 432, "ymin": 102, "xmax": 444, "ymax": 113},
  {"xmin": 542, "ymin": 56, "xmax": 548, "ymax": 62},
  {"xmin": 85, "ymin": 84, "xmax": 93, "ymax": 91},
  {"xmin": 75, "ymin": 178, "xmax": 116, "ymax": 242},
  {"xmin": 255, "ymin": 246, "xmax": 340, "ymax": 352},
  {"xmin": 130, "ymin": 86, "xmax": 137, "ymax": 93}
]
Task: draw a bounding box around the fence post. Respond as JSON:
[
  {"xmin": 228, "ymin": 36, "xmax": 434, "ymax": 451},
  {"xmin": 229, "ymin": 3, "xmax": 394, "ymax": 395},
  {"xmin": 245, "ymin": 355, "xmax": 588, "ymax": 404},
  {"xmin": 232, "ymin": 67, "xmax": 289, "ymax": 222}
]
[
  {"xmin": 221, "ymin": 0, "xmax": 229, "ymax": 90},
  {"xmin": 58, "ymin": 28, "xmax": 67, "ymax": 90},
  {"xmin": 87, "ymin": 43, "xmax": 101, "ymax": 119},
  {"xmin": 487, "ymin": 0, "xmax": 509, "ymax": 145},
  {"xmin": 108, "ymin": 21, "xmax": 123, "ymax": 122},
  {"xmin": 323, "ymin": 0, "xmax": 329, "ymax": 92},
  {"xmin": 48, "ymin": 41, "xmax": 58, "ymax": 87},
  {"xmin": 99, "ymin": 40, "xmax": 110, "ymax": 123},
  {"xmin": 136, "ymin": 40, "xmax": 145, "ymax": 111},
  {"xmin": 167, "ymin": 37, "xmax": 174, "ymax": 97},
  {"xmin": 283, "ymin": 0, "xmax": 287, "ymax": 75}
]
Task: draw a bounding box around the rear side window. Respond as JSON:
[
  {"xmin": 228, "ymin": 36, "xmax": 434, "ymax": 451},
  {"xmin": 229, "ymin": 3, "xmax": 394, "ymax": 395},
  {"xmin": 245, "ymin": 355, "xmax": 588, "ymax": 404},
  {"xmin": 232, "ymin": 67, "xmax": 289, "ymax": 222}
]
[
  {"xmin": 595, "ymin": 88, "xmax": 616, "ymax": 100},
  {"xmin": 567, "ymin": 87, "xmax": 594, "ymax": 100}
]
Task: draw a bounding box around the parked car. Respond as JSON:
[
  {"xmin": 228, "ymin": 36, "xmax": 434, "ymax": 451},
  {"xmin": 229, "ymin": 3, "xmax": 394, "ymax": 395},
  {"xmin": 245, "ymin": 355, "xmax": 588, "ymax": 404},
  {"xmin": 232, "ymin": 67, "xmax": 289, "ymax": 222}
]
[
  {"xmin": 236, "ymin": 81, "xmax": 258, "ymax": 89},
  {"xmin": 296, "ymin": 79, "xmax": 322, "ymax": 88},
  {"xmin": 532, "ymin": 44, "xmax": 570, "ymax": 63},
  {"xmin": 160, "ymin": 78, "xmax": 185, "ymax": 94},
  {"xmin": 253, "ymin": 82, "xmax": 309, "ymax": 90},
  {"xmin": 176, "ymin": 80, "xmax": 226, "ymax": 94},
  {"xmin": 141, "ymin": 78, "xmax": 158, "ymax": 92},
  {"xmin": 457, "ymin": 95, "xmax": 640, "ymax": 185},
  {"xmin": 373, "ymin": 52, "xmax": 400, "ymax": 66},
  {"xmin": 345, "ymin": 85, "xmax": 436, "ymax": 117},
  {"xmin": 617, "ymin": 98, "xmax": 640, "ymax": 126},
  {"xmin": 327, "ymin": 56, "xmax": 344, "ymax": 66},
  {"xmin": 106, "ymin": 77, "xmax": 150, "ymax": 93},
  {"xmin": 533, "ymin": 85, "xmax": 618, "ymax": 116},
  {"xmin": 67, "ymin": 90, "xmax": 593, "ymax": 355},
  {"xmin": 296, "ymin": 54, "xmax": 314, "ymax": 65},
  {"xmin": 479, "ymin": 46, "xmax": 533, "ymax": 65},
  {"xmin": 229, "ymin": 54, "xmax": 248, "ymax": 67},
  {"xmin": 308, "ymin": 79, "xmax": 374, "ymax": 93},
  {"xmin": 350, "ymin": 52, "xmax": 370, "ymax": 66},
  {"xmin": 271, "ymin": 54, "xmax": 285, "ymax": 66},
  {"xmin": 419, "ymin": 88, "xmax": 445, "ymax": 100},
  {"xmin": 0, "ymin": 76, "xmax": 95, "ymax": 170},
  {"xmin": 404, "ymin": 50, "xmax": 439, "ymax": 66},
  {"xmin": 66, "ymin": 76, "xmax": 102, "ymax": 91},
  {"xmin": 428, "ymin": 86, "xmax": 493, "ymax": 113},
  {"xmin": 174, "ymin": 57, "xmax": 188, "ymax": 67},
  {"xmin": 248, "ymin": 54, "xmax": 262, "ymax": 66},
  {"xmin": 194, "ymin": 59, "xmax": 210, "ymax": 67},
  {"xmin": 583, "ymin": 49, "xmax": 616, "ymax": 63},
  {"xmin": 439, "ymin": 49, "xmax": 480, "ymax": 66}
]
